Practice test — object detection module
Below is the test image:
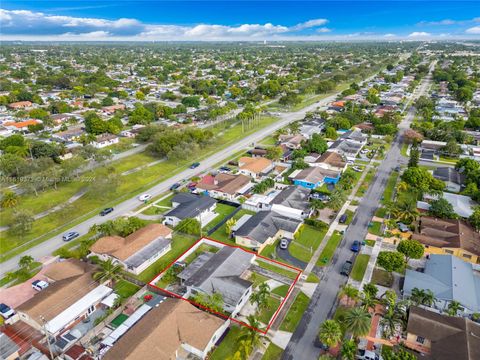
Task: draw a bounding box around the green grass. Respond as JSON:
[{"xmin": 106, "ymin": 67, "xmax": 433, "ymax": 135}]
[
  {"xmin": 306, "ymin": 273, "xmax": 320, "ymax": 283},
  {"xmin": 210, "ymin": 209, "xmax": 255, "ymax": 244},
  {"xmin": 343, "ymin": 209, "xmax": 355, "ymax": 225},
  {"xmin": 1, "ymin": 116, "xmax": 280, "ymax": 262},
  {"xmin": 257, "ymin": 295, "xmax": 281, "ymax": 324},
  {"xmin": 400, "ymin": 143, "xmax": 409, "ymax": 157},
  {"xmin": 351, "ymin": 254, "xmax": 370, "ymax": 281},
  {"xmin": 210, "ymin": 326, "xmax": 242, "ymax": 360},
  {"xmin": 183, "ymin": 243, "xmax": 219, "ymax": 264},
  {"xmin": 3, "ymin": 261, "xmax": 43, "ymax": 286},
  {"xmin": 272, "ymin": 284, "xmax": 290, "ymax": 297},
  {"xmin": 382, "ymin": 171, "xmax": 398, "ymax": 204},
  {"xmin": 375, "ymin": 207, "xmax": 387, "ymax": 218},
  {"xmin": 250, "ymin": 272, "xmax": 270, "ymax": 287},
  {"xmin": 289, "ymin": 225, "xmax": 327, "ymax": 263},
  {"xmin": 368, "ymin": 221, "xmax": 383, "ymax": 236},
  {"xmin": 137, "ymin": 233, "xmax": 198, "ymax": 283},
  {"xmin": 257, "ymin": 260, "xmax": 299, "ymax": 280},
  {"xmin": 355, "ymin": 168, "xmax": 375, "ymax": 197},
  {"xmin": 365, "ymin": 239, "xmax": 376, "ymax": 247},
  {"xmin": 438, "ymin": 156, "xmax": 458, "ymax": 164},
  {"xmin": 202, "ymin": 204, "xmax": 237, "ymax": 232},
  {"xmin": 259, "ymin": 135, "xmax": 278, "ymax": 146},
  {"xmin": 260, "ymin": 239, "xmax": 279, "ymax": 259},
  {"xmin": 316, "ymin": 231, "xmax": 343, "ymax": 266},
  {"xmin": 110, "ymin": 313, "xmax": 129, "ymax": 328},
  {"xmin": 371, "ymin": 268, "xmax": 394, "ymax": 287},
  {"xmin": 279, "ymin": 292, "xmax": 310, "ymax": 332},
  {"xmin": 262, "ymin": 343, "xmax": 284, "ymax": 360},
  {"xmin": 114, "ymin": 279, "xmax": 140, "ymax": 298}
]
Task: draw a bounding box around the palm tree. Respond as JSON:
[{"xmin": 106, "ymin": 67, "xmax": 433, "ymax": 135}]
[
  {"xmin": 288, "ymin": 121, "xmax": 301, "ymax": 134},
  {"xmin": 446, "ymin": 300, "xmax": 463, "ymax": 316},
  {"xmin": 209, "ymin": 292, "xmax": 224, "ymax": 313},
  {"xmin": 240, "ymin": 315, "xmax": 261, "ymax": 350},
  {"xmin": 396, "ymin": 181, "xmax": 409, "ymax": 193},
  {"xmin": 251, "ymin": 282, "xmax": 270, "ymax": 310},
  {"xmin": 93, "ymin": 258, "xmax": 123, "ymax": 285},
  {"xmin": 341, "ymin": 339, "xmax": 357, "ymax": 360},
  {"xmin": 339, "ymin": 284, "xmax": 359, "ymax": 306},
  {"xmin": 422, "ymin": 289, "xmax": 436, "ymax": 307},
  {"xmin": 391, "ymin": 200, "xmax": 419, "ymax": 224},
  {"xmin": 409, "ymin": 287, "xmax": 436, "ymax": 307},
  {"xmin": 343, "ymin": 308, "xmax": 372, "ymax": 340},
  {"xmin": 361, "ymin": 293, "xmax": 378, "ymax": 313},
  {"xmin": 318, "ymin": 320, "xmax": 343, "ymax": 348},
  {"xmin": 380, "ymin": 307, "xmax": 405, "ymax": 338},
  {"xmin": 1, "ymin": 190, "xmax": 19, "ymax": 209},
  {"xmin": 328, "ymin": 190, "xmax": 347, "ymax": 211},
  {"xmin": 362, "ymin": 283, "xmax": 378, "ymax": 299}
]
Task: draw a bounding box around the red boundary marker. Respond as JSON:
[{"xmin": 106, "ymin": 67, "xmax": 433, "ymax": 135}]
[{"xmin": 148, "ymin": 237, "xmax": 303, "ymax": 334}]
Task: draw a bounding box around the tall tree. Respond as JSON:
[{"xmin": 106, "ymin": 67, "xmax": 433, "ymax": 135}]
[
  {"xmin": 397, "ymin": 239, "xmax": 424, "ymax": 264},
  {"xmin": 343, "ymin": 308, "xmax": 371, "ymax": 340},
  {"xmin": 318, "ymin": 320, "xmax": 343, "ymax": 348},
  {"xmin": 93, "ymin": 258, "xmax": 123, "ymax": 285}
]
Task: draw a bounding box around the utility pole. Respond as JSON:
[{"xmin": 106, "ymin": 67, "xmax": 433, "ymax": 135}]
[{"xmin": 40, "ymin": 315, "xmax": 55, "ymax": 359}]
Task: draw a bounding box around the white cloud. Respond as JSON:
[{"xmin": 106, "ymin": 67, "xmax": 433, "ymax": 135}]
[
  {"xmin": 408, "ymin": 32, "xmax": 431, "ymax": 38},
  {"xmin": 293, "ymin": 18, "xmax": 328, "ymax": 30},
  {"xmin": 466, "ymin": 26, "xmax": 480, "ymax": 34},
  {"xmin": 383, "ymin": 33, "xmax": 396, "ymax": 38},
  {"xmin": 316, "ymin": 27, "xmax": 331, "ymax": 33}
]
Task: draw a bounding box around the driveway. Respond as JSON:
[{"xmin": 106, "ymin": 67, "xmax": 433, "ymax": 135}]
[{"xmin": 277, "ymin": 244, "xmax": 307, "ymax": 270}]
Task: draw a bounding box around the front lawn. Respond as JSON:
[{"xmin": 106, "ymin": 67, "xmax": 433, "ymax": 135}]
[
  {"xmin": 202, "ymin": 203, "xmax": 237, "ymax": 233},
  {"xmin": 279, "ymin": 292, "xmax": 310, "ymax": 332},
  {"xmin": 368, "ymin": 221, "xmax": 383, "ymax": 236},
  {"xmin": 249, "ymin": 272, "xmax": 270, "ymax": 287},
  {"xmin": 351, "ymin": 254, "xmax": 370, "ymax": 281},
  {"xmin": 289, "ymin": 225, "xmax": 327, "ymax": 263},
  {"xmin": 382, "ymin": 171, "xmax": 398, "ymax": 204},
  {"xmin": 210, "ymin": 326, "xmax": 243, "ymax": 360},
  {"xmin": 257, "ymin": 295, "xmax": 281, "ymax": 324},
  {"xmin": 272, "ymin": 284, "xmax": 290, "ymax": 297},
  {"xmin": 256, "ymin": 260, "xmax": 299, "ymax": 280},
  {"xmin": 306, "ymin": 273, "xmax": 320, "ymax": 283},
  {"xmin": 260, "ymin": 239, "xmax": 279, "ymax": 259},
  {"xmin": 371, "ymin": 268, "xmax": 394, "ymax": 287},
  {"xmin": 316, "ymin": 231, "xmax": 343, "ymax": 266},
  {"xmin": 343, "ymin": 209, "xmax": 355, "ymax": 225},
  {"xmin": 262, "ymin": 343, "xmax": 284, "ymax": 360},
  {"xmin": 114, "ymin": 279, "xmax": 140, "ymax": 298}
]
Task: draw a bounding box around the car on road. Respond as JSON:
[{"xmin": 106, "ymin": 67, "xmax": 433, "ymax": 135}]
[
  {"xmin": 339, "ymin": 214, "xmax": 348, "ymax": 224},
  {"xmin": 138, "ymin": 193, "xmax": 152, "ymax": 202},
  {"xmin": 394, "ymin": 166, "xmax": 401, "ymax": 172},
  {"xmin": 350, "ymin": 240, "xmax": 361, "ymax": 252},
  {"xmin": 190, "ymin": 162, "xmax": 200, "ymax": 169},
  {"xmin": 340, "ymin": 260, "xmax": 353, "ymax": 276},
  {"xmin": 0, "ymin": 303, "xmax": 15, "ymax": 319},
  {"xmin": 100, "ymin": 207, "xmax": 114, "ymax": 216},
  {"xmin": 279, "ymin": 238, "xmax": 289, "ymax": 250},
  {"xmin": 170, "ymin": 183, "xmax": 181, "ymax": 191},
  {"xmin": 32, "ymin": 280, "xmax": 49, "ymax": 291},
  {"xmin": 62, "ymin": 231, "xmax": 80, "ymax": 242},
  {"xmin": 397, "ymin": 222, "xmax": 409, "ymax": 232}
]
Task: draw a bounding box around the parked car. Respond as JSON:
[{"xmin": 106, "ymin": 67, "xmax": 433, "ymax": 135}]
[
  {"xmin": 190, "ymin": 162, "xmax": 200, "ymax": 169},
  {"xmin": 138, "ymin": 193, "xmax": 152, "ymax": 202},
  {"xmin": 279, "ymin": 239, "xmax": 289, "ymax": 250},
  {"xmin": 310, "ymin": 193, "xmax": 330, "ymax": 201},
  {"xmin": 62, "ymin": 231, "xmax": 80, "ymax": 242},
  {"xmin": 394, "ymin": 166, "xmax": 401, "ymax": 172},
  {"xmin": 100, "ymin": 207, "xmax": 114, "ymax": 216},
  {"xmin": 32, "ymin": 280, "xmax": 49, "ymax": 291},
  {"xmin": 350, "ymin": 240, "xmax": 361, "ymax": 252},
  {"xmin": 339, "ymin": 214, "xmax": 348, "ymax": 224},
  {"xmin": 170, "ymin": 183, "xmax": 181, "ymax": 191},
  {"xmin": 340, "ymin": 260, "xmax": 353, "ymax": 276},
  {"xmin": 357, "ymin": 349, "xmax": 380, "ymax": 360},
  {"xmin": 219, "ymin": 166, "xmax": 231, "ymax": 173},
  {"xmin": 397, "ymin": 222, "xmax": 409, "ymax": 232},
  {"xmin": 0, "ymin": 303, "xmax": 15, "ymax": 319}
]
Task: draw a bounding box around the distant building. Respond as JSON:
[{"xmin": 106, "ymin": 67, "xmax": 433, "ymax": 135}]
[
  {"xmin": 238, "ymin": 157, "xmax": 274, "ymax": 179},
  {"xmin": 195, "ymin": 173, "xmax": 252, "ymax": 201},
  {"xmin": 7, "ymin": 101, "xmax": 32, "ymax": 109},
  {"xmin": 432, "ymin": 167, "xmax": 465, "ymax": 193},
  {"xmin": 91, "ymin": 133, "xmax": 119, "ymax": 149},
  {"xmin": 164, "ymin": 193, "xmax": 217, "ymax": 227}
]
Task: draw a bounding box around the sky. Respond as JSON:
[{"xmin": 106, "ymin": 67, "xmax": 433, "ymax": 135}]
[{"xmin": 1, "ymin": 1, "xmax": 480, "ymax": 41}]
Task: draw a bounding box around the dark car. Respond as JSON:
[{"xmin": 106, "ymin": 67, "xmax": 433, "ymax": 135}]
[
  {"xmin": 100, "ymin": 207, "xmax": 114, "ymax": 216},
  {"xmin": 190, "ymin": 162, "xmax": 200, "ymax": 169},
  {"xmin": 170, "ymin": 182, "xmax": 181, "ymax": 191},
  {"xmin": 340, "ymin": 260, "xmax": 353, "ymax": 276},
  {"xmin": 350, "ymin": 240, "xmax": 361, "ymax": 252},
  {"xmin": 219, "ymin": 166, "xmax": 231, "ymax": 173},
  {"xmin": 62, "ymin": 231, "xmax": 80, "ymax": 242},
  {"xmin": 339, "ymin": 214, "xmax": 348, "ymax": 224}
]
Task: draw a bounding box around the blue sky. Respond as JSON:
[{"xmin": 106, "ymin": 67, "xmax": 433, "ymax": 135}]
[{"xmin": 1, "ymin": 1, "xmax": 480, "ymax": 41}]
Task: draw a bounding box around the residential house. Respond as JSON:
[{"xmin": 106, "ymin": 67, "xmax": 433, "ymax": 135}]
[
  {"xmin": 103, "ymin": 298, "xmax": 228, "ymax": 360},
  {"xmin": 270, "ymin": 185, "xmax": 312, "ymax": 220},
  {"xmin": 419, "ymin": 192, "xmax": 477, "ymax": 218},
  {"xmin": 420, "ymin": 140, "xmax": 447, "ymax": 154},
  {"xmin": 278, "ymin": 134, "xmax": 306, "ymax": 149},
  {"xmin": 101, "ymin": 104, "xmax": 126, "ymax": 115},
  {"xmin": 290, "ymin": 167, "xmax": 325, "ymax": 189},
  {"xmin": 238, "ymin": 157, "xmax": 274, "ymax": 180},
  {"xmin": 300, "ymin": 118, "xmax": 325, "ymax": 139},
  {"xmin": 0, "ymin": 333, "xmax": 20, "ymax": 360},
  {"xmin": 404, "ymin": 306, "xmax": 480, "ymax": 360},
  {"xmin": 90, "ymin": 223, "xmax": 173, "ymax": 275},
  {"xmin": 178, "ymin": 246, "xmax": 254, "ymax": 316},
  {"xmin": 7, "ymin": 101, "xmax": 32, "ymax": 109},
  {"xmin": 195, "ymin": 173, "xmax": 252, "ymax": 201},
  {"xmin": 164, "ymin": 193, "xmax": 217, "ymax": 227},
  {"xmin": 433, "ymin": 167, "xmax": 466, "ymax": 193},
  {"xmin": 403, "ymin": 254, "xmax": 480, "ymax": 314},
  {"xmin": 53, "ymin": 127, "xmax": 85, "ymax": 142},
  {"xmin": 3, "ymin": 119, "xmax": 42, "ymax": 132},
  {"xmin": 309, "ymin": 150, "xmax": 347, "ymax": 173},
  {"xmin": 412, "ymin": 216, "xmax": 480, "ymax": 264},
  {"xmin": 234, "ymin": 211, "xmax": 302, "ymax": 252},
  {"xmin": 16, "ymin": 259, "xmax": 114, "ymax": 338},
  {"xmin": 91, "ymin": 133, "xmax": 119, "ymax": 149},
  {"xmin": 328, "ymin": 139, "xmax": 363, "ymax": 162}
]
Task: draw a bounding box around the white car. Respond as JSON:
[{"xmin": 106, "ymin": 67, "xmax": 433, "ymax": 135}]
[
  {"xmin": 0, "ymin": 303, "xmax": 15, "ymax": 319},
  {"xmin": 138, "ymin": 194, "xmax": 152, "ymax": 202},
  {"xmin": 32, "ymin": 280, "xmax": 49, "ymax": 291}
]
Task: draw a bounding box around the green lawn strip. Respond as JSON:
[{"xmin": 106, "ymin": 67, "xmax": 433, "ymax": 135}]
[
  {"xmin": 355, "ymin": 168, "xmax": 375, "ymax": 197},
  {"xmin": 289, "ymin": 225, "xmax": 327, "ymax": 263},
  {"xmin": 279, "ymin": 292, "xmax": 310, "ymax": 332},
  {"xmin": 351, "ymin": 254, "xmax": 370, "ymax": 281},
  {"xmin": 183, "ymin": 243, "xmax": 219, "ymax": 265},
  {"xmin": 438, "ymin": 156, "xmax": 458, "ymax": 164},
  {"xmin": 306, "ymin": 273, "xmax": 320, "ymax": 283},
  {"xmin": 1, "ymin": 116, "xmax": 279, "ymax": 261},
  {"xmin": 110, "ymin": 313, "xmax": 129, "ymax": 329},
  {"xmin": 137, "ymin": 233, "xmax": 198, "ymax": 283},
  {"xmin": 316, "ymin": 231, "xmax": 343, "ymax": 267},
  {"xmin": 400, "ymin": 143, "xmax": 409, "ymax": 157},
  {"xmin": 258, "ymin": 135, "xmax": 277, "ymax": 146},
  {"xmin": 140, "ymin": 193, "xmax": 175, "ymax": 215},
  {"xmin": 262, "ymin": 343, "xmax": 284, "ymax": 360},
  {"xmin": 260, "ymin": 239, "xmax": 279, "ymax": 259},
  {"xmin": 381, "ymin": 171, "xmax": 398, "ymax": 204},
  {"xmin": 210, "ymin": 326, "xmax": 243, "ymax": 360},
  {"xmin": 2, "ymin": 261, "xmax": 43, "ymax": 287},
  {"xmin": 375, "ymin": 207, "xmax": 387, "ymax": 219},
  {"xmin": 368, "ymin": 221, "xmax": 383, "ymax": 236},
  {"xmin": 114, "ymin": 279, "xmax": 140, "ymax": 298},
  {"xmin": 249, "ymin": 272, "xmax": 270, "ymax": 287},
  {"xmin": 257, "ymin": 295, "xmax": 281, "ymax": 324},
  {"xmin": 210, "ymin": 209, "xmax": 255, "ymax": 244},
  {"xmin": 365, "ymin": 239, "xmax": 376, "ymax": 247},
  {"xmin": 272, "ymin": 284, "xmax": 290, "ymax": 297},
  {"xmin": 256, "ymin": 260, "xmax": 299, "ymax": 280},
  {"xmin": 343, "ymin": 209, "xmax": 355, "ymax": 225},
  {"xmin": 202, "ymin": 204, "xmax": 237, "ymax": 233}
]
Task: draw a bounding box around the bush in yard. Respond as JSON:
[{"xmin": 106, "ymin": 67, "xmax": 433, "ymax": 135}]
[
  {"xmin": 397, "ymin": 239, "xmax": 424, "ymax": 264},
  {"xmin": 304, "ymin": 218, "xmax": 328, "ymax": 230},
  {"xmin": 377, "ymin": 251, "xmax": 404, "ymax": 273},
  {"xmin": 174, "ymin": 218, "xmax": 201, "ymax": 236}
]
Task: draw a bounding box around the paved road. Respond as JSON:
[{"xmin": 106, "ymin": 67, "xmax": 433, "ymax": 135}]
[
  {"xmin": 281, "ymin": 62, "xmax": 435, "ymax": 360},
  {"xmin": 1, "ymin": 85, "xmax": 362, "ymax": 276}
]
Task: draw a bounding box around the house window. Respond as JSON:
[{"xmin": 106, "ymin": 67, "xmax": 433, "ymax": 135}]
[
  {"xmin": 444, "ymin": 249, "xmax": 454, "ymax": 255},
  {"xmin": 463, "ymin": 254, "xmax": 472, "ymax": 260},
  {"xmin": 416, "ymin": 336, "xmax": 425, "ymax": 344},
  {"xmin": 87, "ymin": 305, "xmax": 95, "ymax": 315}
]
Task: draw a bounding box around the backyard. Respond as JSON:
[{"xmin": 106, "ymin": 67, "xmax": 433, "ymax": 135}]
[{"xmin": 202, "ymin": 203, "xmax": 238, "ymax": 233}]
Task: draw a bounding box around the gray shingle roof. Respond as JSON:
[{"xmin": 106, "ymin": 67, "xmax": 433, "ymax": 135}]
[
  {"xmin": 165, "ymin": 193, "xmax": 216, "ymax": 220},
  {"xmin": 433, "ymin": 167, "xmax": 465, "ymax": 185},
  {"xmin": 271, "ymin": 186, "xmax": 311, "ymax": 212}
]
